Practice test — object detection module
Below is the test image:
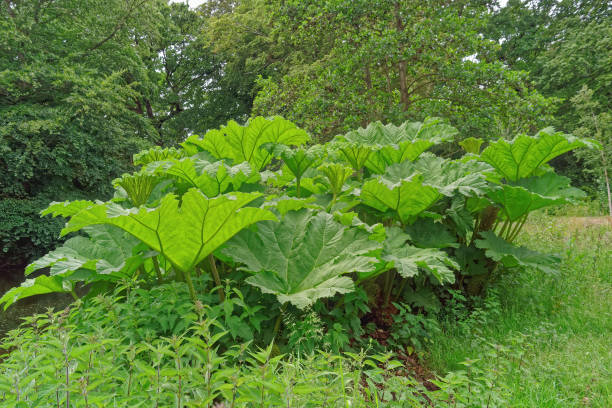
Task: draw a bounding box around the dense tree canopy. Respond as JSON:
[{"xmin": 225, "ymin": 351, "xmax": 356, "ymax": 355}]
[
  {"xmin": 249, "ymin": 0, "xmax": 557, "ymax": 140},
  {"xmin": 1, "ymin": 0, "xmax": 610, "ymax": 267}
]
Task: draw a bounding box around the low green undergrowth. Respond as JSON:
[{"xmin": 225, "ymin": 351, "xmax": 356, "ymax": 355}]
[{"xmin": 0, "ymin": 292, "xmax": 510, "ymax": 407}]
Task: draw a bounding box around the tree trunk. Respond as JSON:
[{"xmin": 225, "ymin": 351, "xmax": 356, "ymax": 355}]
[
  {"xmin": 601, "ymin": 150, "xmax": 612, "ymax": 217},
  {"xmin": 394, "ymin": 2, "xmax": 409, "ymax": 111},
  {"xmin": 364, "ymin": 65, "xmax": 374, "ymax": 123}
]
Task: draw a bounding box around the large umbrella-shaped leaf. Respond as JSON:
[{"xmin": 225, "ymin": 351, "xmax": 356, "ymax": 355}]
[
  {"xmin": 0, "ymin": 225, "xmax": 143, "ymax": 309},
  {"xmin": 381, "ymin": 227, "xmax": 457, "ymax": 284},
  {"xmin": 181, "ymin": 116, "xmax": 310, "ymax": 171},
  {"xmin": 479, "ymin": 128, "xmax": 598, "ymax": 182},
  {"xmin": 331, "ymin": 118, "xmax": 456, "ymax": 173},
  {"xmin": 357, "ymin": 227, "xmax": 458, "ymax": 283},
  {"xmin": 475, "ymin": 231, "xmax": 560, "ymax": 274},
  {"xmin": 488, "ymin": 172, "xmax": 585, "ymax": 221},
  {"xmin": 364, "ymin": 140, "xmax": 437, "ymax": 174},
  {"xmin": 222, "ymin": 210, "xmax": 381, "ymax": 309},
  {"xmin": 488, "ymin": 185, "xmax": 562, "ymax": 222},
  {"xmin": 360, "ymin": 173, "xmax": 441, "ymax": 224},
  {"xmin": 0, "ymin": 276, "xmax": 67, "ymax": 310},
  {"xmin": 386, "ymin": 156, "xmax": 491, "ymax": 197},
  {"xmin": 263, "ymin": 144, "xmax": 323, "ymax": 181},
  {"xmin": 514, "ymin": 172, "xmax": 586, "ymax": 200},
  {"xmin": 58, "ymin": 190, "xmax": 276, "ymax": 274},
  {"xmin": 383, "ymin": 247, "xmax": 457, "ymax": 284},
  {"xmin": 263, "ymin": 144, "xmax": 323, "ymax": 196},
  {"xmin": 146, "ymin": 157, "xmax": 252, "ymax": 197},
  {"xmin": 26, "ymin": 225, "xmax": 141, "ymax": 278}
]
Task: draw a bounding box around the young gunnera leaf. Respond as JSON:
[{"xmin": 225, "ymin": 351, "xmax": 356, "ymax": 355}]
[
  {"xmin": 475, "ymin": 231, "xmax": 560, "ymax": 274},
  {"xmin": 113, "ymin": 170, "xmax": 159, "ymax": 207},
  {"xmin": 222, "ymin": 210, "xmax": 381, "ymax": 309},
  {"xmin": 458, "ymin": 137, "xmax": 484, "ymax": 154},
  {"xmin": 264, "ymin": 145, "xmax": 323, "ymax": 178}
]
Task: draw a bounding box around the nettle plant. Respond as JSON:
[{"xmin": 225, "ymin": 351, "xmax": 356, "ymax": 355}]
[{"xmin": 0, "ymin": 116, "xmax": 597, "ymax": 340}]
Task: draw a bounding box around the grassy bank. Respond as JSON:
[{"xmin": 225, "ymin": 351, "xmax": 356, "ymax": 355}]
[{"xmin": 427, "ymin": 213, "xmax": 612, "ymax": 407}]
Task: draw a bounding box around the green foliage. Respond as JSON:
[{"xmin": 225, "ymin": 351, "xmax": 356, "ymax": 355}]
[
  {"xmin": 0, "ymin": 294, "xmax": 512, "ymax": 407},
  {"xmin": 475, "ymin": 231, "xmax": 560, "ymax": 275},
  {"xmin": 571, "ymin": 85, "xmax": 612, "ymax": 215},
  {"xmin": 459, "ymin": 137, "xmax": 484, "ymax": 155},
  {"xmin": 480, "ymin": 128, "xmax": 598, "ymax": 182},
  {"xmin": 487, "ymin": 1, "xmax": 611, "ymax": 199},
  {"xmin": 1, "ymin": 116, "xmax": 594, "ymax": 363},
  {"xmin": 223, "ymin": 210, "xmax": 380, "ymax": 309},
  {"xmin": 0, "ymin": 0, "xmax": 258, "ymax": 267},
  {"xmin": 430, "ymin": 212, "xmax": 612, "ymax": 407},
  {"xmin": 0, "ymin": 195, "xmax": 65, "ymax": 266},
  {"xmin": 251, "ymin": 0, "xmax": 556, "ymax": 139},
  {"xmin": 182, "ymin": 116, "xmax": 310, "ymax": 171}
]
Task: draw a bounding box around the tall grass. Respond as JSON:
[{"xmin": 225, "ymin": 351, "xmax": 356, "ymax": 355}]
[{"xmin": 428, "ymin": 212, "xmax": 612, "ymax": 407}]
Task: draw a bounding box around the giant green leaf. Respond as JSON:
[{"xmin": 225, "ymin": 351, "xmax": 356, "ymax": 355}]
[
  {"xmin": 0, "ymin": 225, "xmax": 145, "ymax": 309},
  {"xmin": 488, "ymin": 173, "xmax": 585, "ymax": 221},
  {"xmin": 263, "ymin": 144, "xmax": 323, "ymax": 182},
  {"xmin": 43, "ymin": 200, "xmax": 100, "ymax": 218},
  {"xmin": 359, "ymin": 226, "xmax": 457, "ymax": 284},
  {"xmin": 222, "ymin": 210, "xmax": 381, "ymax": 309},
  {"xmin": 383, "ymin": 227, "xmax": 456, "ymax": 284},
  {"xmin": 364, "ymin": 140, "xmax": 436, "ymax": 174},
  {"xmin": 57, "ymin": 190, "xmax": 276, "ymax": 273},
  {"xmin": 385, "ymin": 156, "xmax": 490, "ymax": 197},
  {"xmin": 331, "ymin": 118, "xmax": 456, "ymax": 173},
  {"xmin": 475, "ymin": 231, "xmax": 560, "ymax": 274},
  {"xmin": 360, "ymin": 173, "xmax": 441, "ymax": 224},
  {"xmin": 487, "ymin": 185, "xmax": 561, "ymax": 222},
  {"xmin": 404, "ymin": 218, "xmax": 459, "ymax": 249},
  {"xmin": 479, "ymin": 128, "xmax": 598, "ymax": 182},
  {"xmin": 514, "ymin": 172, "xmax": 586, "ymax": 200},
  {"xmin": 337, "ymin": 118, "xmax": 456, "ymax": 145},
  {"xmin": 25, "ymin": 225, "xmax": 141, "ymax": 278},
  {"xmin": 181, "ymin": 116, "xmax": 310, "ymax": 171},
  {"xmin": 0, "ymin": 276, "xmax": 68, "ymax": 310},
  {"xmin": 133, "ymin": 146, "xmax": 185, "ymax": 166},
  {"xmin": 146, "ymin": 157, "xmax": 252, "ymax": 197},
  {"xmin": 384, "ymin": 247, "xmax": 457, "ymax": 284},
  {"xmin": 263, "ymin": 144, "xmax": 323, "ymax": 196}
]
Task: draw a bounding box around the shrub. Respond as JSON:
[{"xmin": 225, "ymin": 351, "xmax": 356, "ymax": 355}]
[{"xmin": 0, "ymin": 116, "xmax": 598, "ymax": 355}]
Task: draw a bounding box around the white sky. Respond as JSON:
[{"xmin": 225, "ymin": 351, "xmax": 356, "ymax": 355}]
[{"xmin": 179, "ymin": 0, "xmax": 508, "ymax": 9}]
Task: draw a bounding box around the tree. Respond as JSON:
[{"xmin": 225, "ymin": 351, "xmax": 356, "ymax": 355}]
[
  {"xmin": 487, "ymin": 1, "xmax": 611, "ymax": 204},
  {"xmin": 571, "ymin": 86, "xmax": 612, "ymax": 215},
  {"xmin": 249, "ymin": 0, "xmax": 555, "ymax": 140}
]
